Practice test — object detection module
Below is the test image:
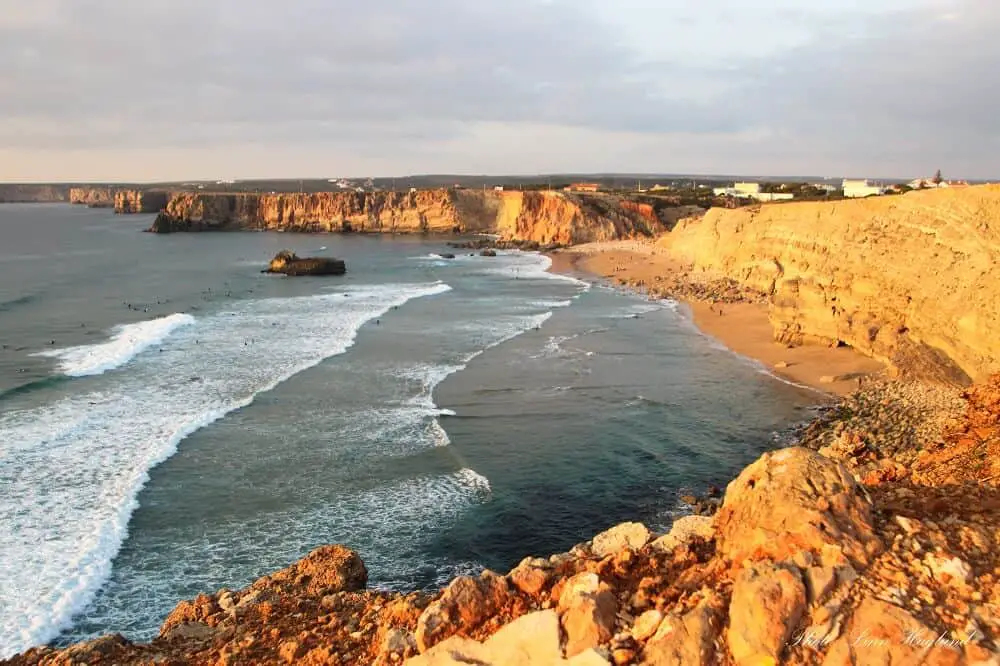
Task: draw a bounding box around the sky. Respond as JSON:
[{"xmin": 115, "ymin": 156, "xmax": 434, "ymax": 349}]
[{"xmin": 0, "ymin": 0, "xmax": 995, "ymax": 181}]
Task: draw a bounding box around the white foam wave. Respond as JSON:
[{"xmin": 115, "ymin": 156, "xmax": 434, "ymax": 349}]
[
  {"xmin": 454, "ymin": 468, "xmax": 492, "ymax": 496},
  {"xmin": 427, "ymin": 419, "xmax": 451, "ymax": 447},
  {"xmin": 0, "ymin": 281, "xmax": 451, "ymax": 658},
  {"xmin": 529, "ymin": 299, "xmax": 572, "ymax": 309},
  {"xmin": 33, "ymin": 314, "xmax": 195, "ymax": 377},
  {"xmin": 482, "ymin": 251, "xmax": 591, "ymax": 291},
  {"xmin": 382, "ymin": 310, "xmax": 554, "ymax": 455},
  {"xmin": 81, "ymin": 465, "xmax": 495, "ymax": 637}
]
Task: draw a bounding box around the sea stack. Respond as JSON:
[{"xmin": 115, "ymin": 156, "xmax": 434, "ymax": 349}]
[{"xmin": 264, "ymin": 250, "xmax": 346, "ymax": 276}]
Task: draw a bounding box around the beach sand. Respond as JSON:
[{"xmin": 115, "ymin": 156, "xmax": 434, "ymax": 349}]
[{"xmin": 549, "ymin": 242, "xmax": 884, "ymax": 396}]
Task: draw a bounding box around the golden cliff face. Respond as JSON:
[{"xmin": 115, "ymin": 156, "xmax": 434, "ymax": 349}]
[
  {"xmin": 114, "ymin": 190, "xmax": 170, "ymax": 214},
  {"xmin": 69, "ymin": 187, "xmax": 114, "ymax": 207},
  {"xmin": 156, "ymin": 190, "xmax": 468, "ymax": 233},
  {"xmin": 493, "ymin": 191, "xmax": 664, "ymax": 244},
  {"xmin": 152, "ymin": 189, "xmax": 667, "ymax": 243},
  {"xmin": 664, "ymin": 186, "xmax": 1000, "ymax": 384}
]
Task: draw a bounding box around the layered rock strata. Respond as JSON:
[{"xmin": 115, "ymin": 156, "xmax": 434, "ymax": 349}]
[
  {"xmin": 664, "ymin": 185, "xmax": 1000, "ymax": 384},
  {"xmin": 114, "ymin": 190, "xmax": 169, "ymax": 214},
  {"xmin": 148, "ymin": 190, "xmax": 670, "ymax": 244},
  {"xmin": 68, "ymin": 187, "xmax": 114, "ymax": 207}
]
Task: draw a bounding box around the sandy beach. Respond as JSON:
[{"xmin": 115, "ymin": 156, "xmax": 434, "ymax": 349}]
[{"xmin": 549, "ymin": 241, "xmax": 884, "ymax": 396}]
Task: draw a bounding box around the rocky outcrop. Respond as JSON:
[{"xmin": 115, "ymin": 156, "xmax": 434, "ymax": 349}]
[
  {"xmin": 715, "ymin": 447, "xmax": 883, "ymax": 568},
  {"xmin": 148, "ymin": 189, "xmax": 670, "ymax": 244},
  {"xmin": 0, "ymin": 184, "xmax": 68, "ymax": 203},
  {"xmin": 68, "ymin": 187, "xmax": 114, "ymax": 207},
  {"xmin": 114, "ymin": 190, "xmax": 169, "ymax": 214},
  {"xmin": 264, "ymin": 250, "xmax": 346, "ymax": 276},
  {"xmin": 492, "ymin": 192, "xmax": 665, "ymax": 244},
  {"xmin": 664, "ymin": 186, "xmax": 1000, "ymax": 384}
]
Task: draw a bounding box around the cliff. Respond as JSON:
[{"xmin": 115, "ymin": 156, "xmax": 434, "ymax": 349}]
[
  {"xmin": 0, "ymin": 184, "xmax": 68, "ymax": 203},
  {"xmin": 69, "ymin": 187, "xmax": 115, "ymax": 207},
  {"xmin": 149, "ymin": 190, "xmax": 670, "ymax": 243},
  {"xmin": 663, "ymin": 186, "xmax": 1000, "ymax": 385},
  {"xmin": 114, "ymin": 190, "xmax": 169, "ymax": 214}
]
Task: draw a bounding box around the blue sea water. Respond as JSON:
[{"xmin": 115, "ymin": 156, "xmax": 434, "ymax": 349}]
[{"xmin": 0, "ymin": 204, "xmax": 817, "ymax": 657}]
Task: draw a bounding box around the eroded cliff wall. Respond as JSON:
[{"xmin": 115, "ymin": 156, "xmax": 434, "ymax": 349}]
[
  {"xmin": 114, "ymin": 190, "xmax": 170, "ymax": 214},
  {"xmin": 69, "ymin": 187, "xmax": 115, "ymax": 207},
  {"xmin": 664, "ymin": 186, "xmax": 1000, "ymax": 384},
  {"xmin": 493, "ymin": 191, "xmax": 665, "ymax": 244},
  {"xmin": 151, "ymin": 189, "xmax": 669, "ymax": 243},
  {"xmin": 0, "ymin": 184, "xmax": 68, "ymax": 203}
]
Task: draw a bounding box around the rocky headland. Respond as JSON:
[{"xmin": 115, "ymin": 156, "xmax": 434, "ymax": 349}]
[
  {"xmin": 114, "ymin": 190, "xmax": 170, "ymax": 214},
  {"xmin": 69, "ymin": 187, "xmax": 116, "ymax": 207},
  {"xmin": 0, "ymin": 184, "xmax": 69, "ymax": 203},
  {"xmin": 147, "ymin": 190, "xmax": 675, "ymax": 245}
]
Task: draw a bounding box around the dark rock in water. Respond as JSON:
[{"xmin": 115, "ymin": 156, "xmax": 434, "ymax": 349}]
[
  {"xmin": 264, "ymin": 250, "xmax": 346, "ymax": 276},
  {"xmin": 439, "ymin": 253, "xmax": 456, "ymax": 259},
  {"xmin": 480, "ymin": 249, "xmax": 497, "ymax": 257}
]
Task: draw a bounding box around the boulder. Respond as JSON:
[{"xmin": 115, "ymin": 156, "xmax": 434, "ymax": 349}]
[
  {"xmin": 558, "ymin": 572, "xmax": 617, "ymax": 657},
  {"xmin": 650, "ymin": 516, "xmax": 714, "ymax": 553},
  {"xmin": 508, "ymin": 557, "xmax": 552, "ymax": 597},
  {"xmin": 440, "ymin": 253, "xmax": 456, "ymax": 259},
  {"xmin": 264, "ymin": 250, "xmax": 346, "ymax": 276},
  {"xmin": 482, "ymin": 610, "xmax": 563, "ymax": 664},
  {"xmin": 821, "ymin": 597, "xmax": 965, "ymax": 666},
  {"xmin": 715, "ymin": 448, "xmax": 882, "ymax": 568},
  {"xmin": 591, "ymin": 522, "xmax": 652, "ymax": 557},
  {"xmin": 481, "ymin": 248, "xmax": 498, "ymax": 257},
  {"xmin": 641, "ymin": 592, "xmax": 723, "ymax": 666},
  {"xmin": 250, "ymin": 544, "xmax": 367, "ymax": 597},
  {"xmin": 727, "ymin": 563, "xmax": 807, "ymax": 665},
  {"xmin": 405, "ymin": 612, "xmax": 613, "ymax": 665},
  {"xmin": 415, "ymin": 571, "xmax": 511, "ymax": 652}
]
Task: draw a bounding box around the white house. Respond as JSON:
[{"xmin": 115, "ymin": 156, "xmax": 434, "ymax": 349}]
[
  {"xmin": 713, "ymin": 182, "xmax": 793, "ymax": 202},
  {"xmin": 843, "ymin": 179, "xmax": 887, "ymax": 198}
]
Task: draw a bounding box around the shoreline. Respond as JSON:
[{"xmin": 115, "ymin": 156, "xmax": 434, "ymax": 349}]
[{"xmin": 546, "ymin": 242, "xmax": 884, "ymax": 397}]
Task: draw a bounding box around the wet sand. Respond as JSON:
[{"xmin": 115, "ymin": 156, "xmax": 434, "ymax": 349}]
[{"xmin": 548, "ymin": 243, "xmax": 884, "ymax": 396}]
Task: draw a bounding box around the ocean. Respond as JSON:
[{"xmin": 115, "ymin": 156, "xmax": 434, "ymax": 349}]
[{"xmin": 0, "ymin": 204, "xmax": 818, "ymax": 657}]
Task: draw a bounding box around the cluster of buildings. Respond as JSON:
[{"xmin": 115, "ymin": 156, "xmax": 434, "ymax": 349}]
[{"xmin": 711, "ymin": 182, "xmax": 795, "ymax": 202}]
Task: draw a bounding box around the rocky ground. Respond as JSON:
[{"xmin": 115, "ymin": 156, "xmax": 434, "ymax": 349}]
[
  {"xmin": 8, "ymin": 373, "xmax": 1000, "ymax": 665},
  {"xmin": 618, "ymin": 268, "xmax": 768, "ymax": 306}
]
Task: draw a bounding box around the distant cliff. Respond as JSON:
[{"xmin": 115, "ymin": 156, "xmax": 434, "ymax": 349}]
[
  {"xmin": 149, "ymin": 190, "xmax": 671, "ymax": 243},
  {"xmin": 114, "ymin": 190, "xmax": 170, "ymax": 214},
  {"xmin": 0, "ymin": 184, "xmax": 68, "ymax": 203},
  {"xmin": 664, "ymin": 185, "xmax": 1000, "ymax": 384},
  {"xmin": 69, "ymin": 187, "xmax": 115, "ymax": 207}
]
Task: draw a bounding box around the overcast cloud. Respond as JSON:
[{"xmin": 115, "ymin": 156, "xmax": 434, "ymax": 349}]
[{"xmin": 0, "ymin": 0, "xmax": 995, "ymax": 180}]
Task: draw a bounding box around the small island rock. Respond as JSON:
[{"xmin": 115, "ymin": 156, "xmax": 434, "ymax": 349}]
[{"xmin": 264, "ymin": 250, "xmax": 346, "ymax": 276}]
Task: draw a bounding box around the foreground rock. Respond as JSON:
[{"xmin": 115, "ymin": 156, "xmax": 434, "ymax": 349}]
[
  {"xmin": 8, "ymin": 407, "xmax": 1000, "ymax": 665},
  {"xmin": 264, "ymin": 250, "xmax": 346, "ymax": 276}
]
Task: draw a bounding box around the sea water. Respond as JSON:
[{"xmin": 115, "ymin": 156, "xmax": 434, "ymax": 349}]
[{"xmin": 0, "ymin": 205, "xmax": 816, "ymax": 657}]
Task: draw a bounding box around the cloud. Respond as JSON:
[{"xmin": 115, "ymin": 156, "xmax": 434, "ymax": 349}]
[
  {"xmin": 732, "ymin": 0, "xmax": 998, "ymax": 174},
  {"xmin": 0, "ymin": 0, "xmax": 996, "ymax": 179},
  {"xmin": 0, "ymin": 0, "xmax": 730, "ymax": 151}
]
